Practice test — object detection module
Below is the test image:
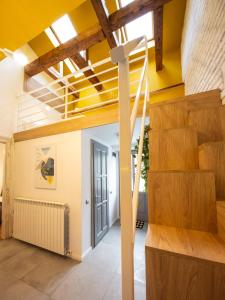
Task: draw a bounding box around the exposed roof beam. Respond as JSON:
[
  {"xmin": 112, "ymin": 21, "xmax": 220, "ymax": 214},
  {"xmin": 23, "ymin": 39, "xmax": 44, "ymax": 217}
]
[
  {"xmin": 91, "ymin": 0, "xmax": 117, "ymax": 49},
  {"xmin": 25, "ymin": 0, "xmax": 170, "ymax": 77},
  {"xmin": 108, "ymin": 0, "xmax": 170, "ymax": 31},
  {"xmin": 71, "ymin": 54, "xmax": 103, "ymax": 91},
  {"xmin": 49, "ymin": 26, "xmax": 102, "ymax": 92},
  {"xmin": 25, "ymin": 24, "xmax": 105, "ymax": 77},
  {"xmin": 154, "ymin": 6, "xmax": 163, "ymax": 71}
]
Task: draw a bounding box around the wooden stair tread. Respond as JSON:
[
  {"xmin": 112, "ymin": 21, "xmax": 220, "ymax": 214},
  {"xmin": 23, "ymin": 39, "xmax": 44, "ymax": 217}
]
[
  {"xmin": 149, "ymin": 89, "xmax": 221, "ymax": 108},
  {"xmin": 149, "ymin": 169, "xmax": 213, "ymax": 173},
  {"xmin": 199, "ymin": 140, "xmax": 225, "ymax": 149},
  {"xmin": 146, "ymin": 224, "xmax": 225, "ymax": 265}
]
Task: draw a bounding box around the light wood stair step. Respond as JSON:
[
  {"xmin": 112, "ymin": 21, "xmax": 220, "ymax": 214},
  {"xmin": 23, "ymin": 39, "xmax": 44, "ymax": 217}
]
[
  {"xmin": 145, "ymin": 224, "xmax": 225, "ymax": 300},
  {"xmin": 217, "ymin": 200, "xmax": 225, "ymax": 243},
  {"xmin": 150, "ymin": 89, "xmax": 221, "ymax": 130},
  {"xmin": 148, "ymin": 170, "xmax": 217, "ymax": 233},
  {"xmin": 199, "ymin": 141, "xmax": 225, "ymax": 198},
  {"xmin": 150, "ymin": 127, "xmax": 198, "ymax": 171}
]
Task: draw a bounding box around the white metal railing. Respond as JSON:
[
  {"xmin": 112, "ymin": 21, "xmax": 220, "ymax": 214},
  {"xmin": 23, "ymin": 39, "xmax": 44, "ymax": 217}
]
[
  {"xmin": 17, "ymin": 52, "xmax": 145, "ymax": 132},
  {"xmin": 110, "ymin": 36, "xmax": 149, "ymax": 300}
]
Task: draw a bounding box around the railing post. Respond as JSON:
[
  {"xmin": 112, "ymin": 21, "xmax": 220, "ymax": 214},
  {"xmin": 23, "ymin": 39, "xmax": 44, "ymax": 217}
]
[
  {"xmin": 65, "ymin": 86, "xmax": 68, "ymax": 119},
  {"xmin": 111, "ymin": 47, "xmax": 134, "ymax": 300}
]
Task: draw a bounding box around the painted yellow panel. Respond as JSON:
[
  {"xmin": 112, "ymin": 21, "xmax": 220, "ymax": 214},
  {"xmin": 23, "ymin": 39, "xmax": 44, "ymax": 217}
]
[
  {"xmin": 0, "ymin": 0, "xmax": 86, "ymax": 50},
  {"xmin": 163, "ymin": 0, "xmax": 187, "ymax": 52},
  {"xmin": 29, "ymin": 32, "xmax": 54, "ymax": 57},
  {"xmin": 150, "ymin": 85, "xmax": 185, "ymax": 104}
]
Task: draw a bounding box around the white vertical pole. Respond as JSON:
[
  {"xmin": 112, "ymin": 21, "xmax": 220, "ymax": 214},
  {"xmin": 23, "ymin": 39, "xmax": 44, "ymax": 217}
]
[
  {"xmin": 118, "ymin": 58, "xmax": 134, "ymax": 300},
  {"xmin": 65, "ymin": 86, "xmax": 68, "ymax": 119}
]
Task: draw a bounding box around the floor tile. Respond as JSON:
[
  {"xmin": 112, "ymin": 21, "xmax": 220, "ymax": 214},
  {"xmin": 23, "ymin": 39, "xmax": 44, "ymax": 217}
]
[
  {"xmin": 51, "ymin": 261, "xmax": 115, "ymax": 300},
  {"xmin": 22, "ymin": 253, "xmax": 77, "ymax": 295},
  {"xmin": 1, "ymin": 279, "xmax": 50, "ymax": 300},
  {"xmin": 0, "ymin": 239, "xmax": 27, "ymax": 263},
  {"xmin": 0, "ymin": 223, "xmax": 147, "ymax": 300}
]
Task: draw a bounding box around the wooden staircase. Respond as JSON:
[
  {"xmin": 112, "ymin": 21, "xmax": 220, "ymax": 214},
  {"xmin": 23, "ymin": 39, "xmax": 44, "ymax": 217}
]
[{"xmin": 145, "ymin": 89, "xmax": 225, "ymax": 300}]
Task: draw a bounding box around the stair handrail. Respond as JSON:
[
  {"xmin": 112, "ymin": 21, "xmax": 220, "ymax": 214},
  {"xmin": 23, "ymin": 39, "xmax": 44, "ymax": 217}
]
[{"xmin": 110, "ymin": 35, "xmax": 149, "ymax": 300}]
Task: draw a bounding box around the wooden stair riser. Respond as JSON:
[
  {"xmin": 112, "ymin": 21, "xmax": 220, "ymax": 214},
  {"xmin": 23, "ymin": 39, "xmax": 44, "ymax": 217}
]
[
  {"xmin": 148, "ymin": 171, "xmax": 217, "ymax": 233},
  {"xmin": 150, "ymin": 89, "xmax": 221, "ymax": 130},
  {"xmin": 188, "ymin": 106, "xmax": 225, "ymax": 144},
  {"xmin": 150, "ymin": 128, "xmax": 198, "ymax": 170},
  {"xmin": 217, "ymin": 201, "xmax": 225, "ymax": 242},
  {"xmin": 146, "ymin": 247, "xmax": 225, "ymax": 300},
  {"xmin": 199, "ymin": 142, "xmax": 225, "ymax": 198}
]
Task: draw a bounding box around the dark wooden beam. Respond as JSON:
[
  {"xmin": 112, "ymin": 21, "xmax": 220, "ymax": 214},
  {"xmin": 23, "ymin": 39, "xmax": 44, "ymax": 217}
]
[
  {"xmin": 25, "ymin": 24, "xmax": 105, "ymax": 77},
  {"xmin": 49, "ymin": 26, "xmax": 102, "ymax": 92},
  {"xmin": 91, "ymin": 0, "xmax": 117, "ymax": 49},
  {"xmin": 71, "ymin": 54, "xmax": 103, "ymax": 91},
  {"xmin": 154, "ymin": 6, "xmax": 163, "ymax": 71},
  {"xmin": 108, "ymin": 0, "xmax": 170, "ymax": 31}
]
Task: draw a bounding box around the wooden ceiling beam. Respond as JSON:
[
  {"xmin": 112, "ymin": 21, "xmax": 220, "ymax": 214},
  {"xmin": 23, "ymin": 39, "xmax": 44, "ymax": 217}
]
[
  {"xmin": 108, "ymin": 0, "xmax": 170, "ymax": 31},
  {"xmin": 154, "ymin": 6, "xmax": 163, "ymax": 71},
  {"xmin": 91, "ymin": 0, "xmax": 117, "ymax": 49},
  {"xmin": 25, "ymin": 24, "xmax": 105, "ymax": 77},
  {"xmin": 48, "ymin": 26, "xmax": 102, "ymax": 92},
  {"xmin": 25, "ymin": 0, "xmax": 170, "ymax": 78},
  {"xmin": 71, "ymin": 54, "xmax": 103, "ymax": 91}
]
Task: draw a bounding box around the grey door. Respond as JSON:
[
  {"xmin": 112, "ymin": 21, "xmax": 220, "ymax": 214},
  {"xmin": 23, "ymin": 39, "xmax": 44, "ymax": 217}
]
[{"xmin": 92, "ymin": 140, "xmax": 109, "ymax": 247}]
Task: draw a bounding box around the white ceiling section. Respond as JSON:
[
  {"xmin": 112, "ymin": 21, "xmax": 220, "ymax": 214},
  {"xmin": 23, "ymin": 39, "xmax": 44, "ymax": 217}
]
[{"xmin": 181, "ymin": 0, "xmax": 225, "ymax": 99}]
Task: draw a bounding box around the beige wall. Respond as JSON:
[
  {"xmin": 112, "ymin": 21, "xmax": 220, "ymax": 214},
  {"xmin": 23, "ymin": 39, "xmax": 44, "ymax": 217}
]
[
  {"xmin": 14, "ymin": 130, "xmax": 83, "ymax": 260},
  {"xmin": 181, "ymin": 0, "xmax": 225, "ymax": 99}
]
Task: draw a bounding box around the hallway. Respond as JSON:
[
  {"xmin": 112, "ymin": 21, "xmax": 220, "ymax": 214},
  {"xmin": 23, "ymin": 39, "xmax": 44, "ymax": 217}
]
[{"xmin": 0, "ymin": 222, "xmax": 146, "ymax": 300}]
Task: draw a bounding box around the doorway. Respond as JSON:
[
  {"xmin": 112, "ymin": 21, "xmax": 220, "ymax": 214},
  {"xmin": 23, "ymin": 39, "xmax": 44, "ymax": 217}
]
[{"xmin": 92, "ymin": 140, "xmax": 109, "ymax": 247}]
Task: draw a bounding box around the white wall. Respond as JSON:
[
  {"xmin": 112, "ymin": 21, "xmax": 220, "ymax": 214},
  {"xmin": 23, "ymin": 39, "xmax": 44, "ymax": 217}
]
[
  {"xmin": 0, "ymin": 144, "xmax": 5, "ymax": 195},
  {"xmin": 81, "ymin": 129, "xmax": 119, "ymax": 257},
  {"xmin": 14, "ymin": 130, "xmax": 83, "ymax": 260},
  {"xmin": 0, "ymin": 57, "xmax": 23, "ymax": 137},
  {"xmin": 181, "ymin": 0, "xmax": 225, "ymax": 99},
  {"xmin": 0, "ymin": 44, "xmax": 62, "ymax": 137}
]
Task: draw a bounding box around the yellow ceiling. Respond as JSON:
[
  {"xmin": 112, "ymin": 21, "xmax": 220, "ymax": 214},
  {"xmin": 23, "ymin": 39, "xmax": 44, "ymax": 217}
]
[
  {"xmin": 0, "ymin": 0, "xmax": 86, "ymax": 50},
  {"xmin": 0, "ymin": 0, "xmax": 186, "ymax": 66},
  {"xmin": 28, "ymin": 0, "xmax": 186, "ymax": 61}
]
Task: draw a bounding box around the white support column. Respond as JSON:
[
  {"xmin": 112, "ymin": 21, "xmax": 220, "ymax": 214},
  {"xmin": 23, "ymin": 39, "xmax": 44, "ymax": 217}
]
[
  {"xmin": 110, "ymin": 36, "xmax": 146, "ymax": 300},
  {"xmin": 65, "ymin": 86, "xmax": 68, "ymax": 119},
  {"xmin": 118, "ymin": 58, "xmax": 134, "ymax": 300}
]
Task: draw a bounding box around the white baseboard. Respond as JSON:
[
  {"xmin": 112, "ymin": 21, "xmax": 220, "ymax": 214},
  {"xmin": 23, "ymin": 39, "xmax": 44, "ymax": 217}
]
[
  {"xmin": 81, "ymin": 246, "xmax": 92, "ymax": 260},
  {"xmin": 110, "ymin": 217, "xmax": 119, "ymax": 228}
]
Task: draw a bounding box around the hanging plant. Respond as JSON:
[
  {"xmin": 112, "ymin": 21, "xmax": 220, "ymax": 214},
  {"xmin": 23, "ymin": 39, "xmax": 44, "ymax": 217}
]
[{"xmin": 134, "ymin": 124, "xmax": 150, "ymax": 191}]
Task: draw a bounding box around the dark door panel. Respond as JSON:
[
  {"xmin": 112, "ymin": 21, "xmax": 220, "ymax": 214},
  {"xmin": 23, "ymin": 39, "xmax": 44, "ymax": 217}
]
[{"xmin": 92, "ymin": 141, "xmax": 109, "ymax": 247}]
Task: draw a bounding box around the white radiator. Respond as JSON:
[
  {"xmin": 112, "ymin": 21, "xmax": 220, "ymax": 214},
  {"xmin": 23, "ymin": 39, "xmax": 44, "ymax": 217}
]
[{"xmin": 13, "ymin": 197, "xmax": 69, "ymax": 255}]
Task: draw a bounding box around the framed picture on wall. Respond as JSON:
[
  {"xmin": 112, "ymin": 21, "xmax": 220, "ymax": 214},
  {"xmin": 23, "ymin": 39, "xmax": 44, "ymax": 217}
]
[{"xmin": 34, "ymin": 144, "xmax": 56, "ymax": 189}]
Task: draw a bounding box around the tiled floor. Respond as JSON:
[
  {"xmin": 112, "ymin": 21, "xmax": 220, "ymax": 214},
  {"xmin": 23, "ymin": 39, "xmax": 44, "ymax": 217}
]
[{"xmin": 0, "ymin": 222, "xmax": 147, "ymax": 300}]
